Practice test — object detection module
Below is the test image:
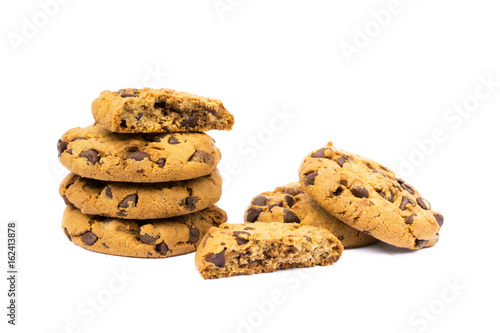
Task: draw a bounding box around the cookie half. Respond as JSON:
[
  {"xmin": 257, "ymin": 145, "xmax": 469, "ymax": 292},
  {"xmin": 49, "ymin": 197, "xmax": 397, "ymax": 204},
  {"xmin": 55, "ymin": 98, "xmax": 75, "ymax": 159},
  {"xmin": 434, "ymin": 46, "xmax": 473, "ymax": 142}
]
[
  {"xmin": 60, "ymin": 170, "xmax": 223, "ymax": 219},
  {"xmin": 299, "ymin": 142, "xmax": 443, "ymax": 250},
  {"xmin": 244, "ymin": 182, "xmax": 376, "ymax": 248},
  {"xmin": 196, "ymin": 222, "xmax": 343, "ymax": 279},
  {"xmin": 58, "ymin": 123, "xmax": 221, "ymax": 183},
  {"xmin": 91, "ymin": 88, "xmax": 234, "ymax": 133},
  {"xmin": 62, "ymin": 205, "xmax": 227, "ymax": 258}
]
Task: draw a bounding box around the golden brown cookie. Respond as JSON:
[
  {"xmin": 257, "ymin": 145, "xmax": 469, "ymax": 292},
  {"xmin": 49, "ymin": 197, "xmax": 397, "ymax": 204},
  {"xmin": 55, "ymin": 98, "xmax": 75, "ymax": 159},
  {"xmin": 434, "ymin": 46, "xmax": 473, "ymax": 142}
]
[
  {"xmin": 57, "ymin": 123, "xmax": 221, "ymax": 183},
  {"xmin": 299, "ymin": 142, "xmax": 443, "ymax": 250},
  {"xmin": 60, "ymin": 170, "xmax": 223, "ymax": 219},
  {"xmin": 62, "ymin": 205, "xmax": 227, "ymax": 258},
  {"xmin": 91, "ymin": 88, "xmax": 234, "ymax": 133},
  {"xmin": 195, "ymin": 222, "xmax": 343, "ymax": 279},
  {"xmin": 244, "ymin": 182, "xmax": 376, "ymax": 248}
]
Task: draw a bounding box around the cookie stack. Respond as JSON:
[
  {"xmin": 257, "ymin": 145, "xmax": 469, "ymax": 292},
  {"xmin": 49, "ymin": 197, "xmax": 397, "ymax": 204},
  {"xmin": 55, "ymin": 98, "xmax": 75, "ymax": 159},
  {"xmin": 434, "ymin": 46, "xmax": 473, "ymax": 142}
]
[{"xmin": 57, "ymin": 88, "xmax": 234, "ymax": 258}]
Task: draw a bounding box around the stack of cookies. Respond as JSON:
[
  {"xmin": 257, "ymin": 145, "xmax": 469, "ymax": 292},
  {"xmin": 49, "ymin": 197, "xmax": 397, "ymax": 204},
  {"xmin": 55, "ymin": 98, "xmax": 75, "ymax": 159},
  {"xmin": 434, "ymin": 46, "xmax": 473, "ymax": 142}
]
[{"xmin": 57, "ymin": 88, "xmax": 234, "ymax": 258}]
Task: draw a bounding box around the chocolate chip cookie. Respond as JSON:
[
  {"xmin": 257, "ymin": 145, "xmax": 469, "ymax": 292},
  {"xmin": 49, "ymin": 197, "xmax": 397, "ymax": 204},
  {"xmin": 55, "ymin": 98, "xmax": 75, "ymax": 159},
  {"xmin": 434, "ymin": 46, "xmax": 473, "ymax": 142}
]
[
  {"xmin": 195, "ymin": 222, "xmax": 343, "ymax": 279},
  {"xmin": 244, "ymin": 182, "xmax": 376, "ymax": 248},
  {"xmin": 299, "ymin": 142, "xmax": 443, "ymax": 250},
  {"xmin": 91, "ymin": 88, "xmax": 235, "ymax": 133},
  {"xmin": 62, "ymin": 205, "xmax": 227, "ymax": 258},
  {"xmin": 60, "ymin": 169, "xmax": 223, "ymax": 219},
  {"xmin": 58, "ymin": 123, "xmax": 221, "ymax": 183}
]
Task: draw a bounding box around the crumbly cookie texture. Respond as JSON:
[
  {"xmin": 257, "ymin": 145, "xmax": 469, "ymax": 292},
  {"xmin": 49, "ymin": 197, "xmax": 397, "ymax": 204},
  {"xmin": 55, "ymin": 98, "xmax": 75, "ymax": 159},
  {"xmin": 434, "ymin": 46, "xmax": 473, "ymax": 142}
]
[
  {"xmin": 91, "ymin": 88, "xmax": 235, "ymax": 133},
  {"xmin": 62, "ymin": 205, "xmax": 227, "ymax": 258},
  {"xmin": 57, "ymin": 123, "xmax": 221, "ymax": 183},
  {"xmin": 244, "ymin": 182, "xmax": 376, "ymax": 249},
  {"xmin": 299, "ymin": 142, "xmax": 443, "ymax": 250},
  {"xmin": 195, "ymin": 222, "xmax": 343, "ymax": 279},
  {"xmin": 60, "ymin": 170, "xmax": 223, "ymax": 220}
]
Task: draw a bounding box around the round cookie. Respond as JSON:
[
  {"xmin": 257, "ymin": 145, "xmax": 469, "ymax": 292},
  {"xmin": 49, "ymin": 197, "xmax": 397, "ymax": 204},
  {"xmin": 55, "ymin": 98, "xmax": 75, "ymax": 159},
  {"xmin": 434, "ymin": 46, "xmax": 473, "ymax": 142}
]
[
  {"xmin": 91, "ymin": 88, "xmax": 234, "ymax": 133},
  {"xmin": 299, "ymin": 142, "xmax": 443, "ymax": 250},
  {"xmin": 62, "ymin": 205, "xmax": 227, "ymax": 258},
  {"xmin": 244, "ymin": 183, "xmax": 376, "ymax": 248},
  {"xmin": 57, "ymin": 123, "xmax": 221, "ymax": 183},
  {"xmin": 60, "ymin": 170, "xmax": 223, "ymax": 219}
]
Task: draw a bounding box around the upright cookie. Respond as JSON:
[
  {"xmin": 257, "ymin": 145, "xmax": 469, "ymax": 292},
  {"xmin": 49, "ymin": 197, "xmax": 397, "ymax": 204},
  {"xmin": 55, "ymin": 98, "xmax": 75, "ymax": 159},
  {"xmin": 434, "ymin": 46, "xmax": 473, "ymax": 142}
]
[
  {"xmin": 62, "ymin": 205, "xmax": 227, "ymax": 258},
  {"xmin": 244, "ymin": 182, "xmax": 376, "ymax": 248},
  {"xmin": 196, "ymin": 222, "xmax": 343, "ymax": 279},
  {"xmin": 57, "ymin": 123, "xmax": 221, "ymax": 183},
  {"xmin": 60, "ymin": 170, "xmax": 223, "ymax": 219},
  {"xmin": 299, "ymin": 142, "xmax": 443, "ymax": 250},
  {"xmin": 91, "ymin": 88, "xmax": 235, "ymax": 133}
]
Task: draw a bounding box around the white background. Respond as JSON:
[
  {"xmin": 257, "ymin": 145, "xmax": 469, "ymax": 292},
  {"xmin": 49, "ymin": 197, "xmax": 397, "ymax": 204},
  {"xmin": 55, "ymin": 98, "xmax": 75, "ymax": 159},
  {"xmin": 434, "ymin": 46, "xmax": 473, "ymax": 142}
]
[{"xmin": 1, "ymin": 0, "xmax": 500, "ymax": 332}]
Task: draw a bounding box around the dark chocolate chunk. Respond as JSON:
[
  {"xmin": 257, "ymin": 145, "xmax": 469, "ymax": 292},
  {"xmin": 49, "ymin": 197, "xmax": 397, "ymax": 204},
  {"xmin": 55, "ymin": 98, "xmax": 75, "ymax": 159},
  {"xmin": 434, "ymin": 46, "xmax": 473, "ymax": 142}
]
[
  {"xmin": 399, "ymin": 196, "xmax": 413, "ymax": 210},
  {"xmin": 433, "ymin": 213, "xmax": 444, "ymax": 227},
  {"xmin": 233, "ymin": 231, "xmax": 251, "ymax": 245},
  {"xmin": 351, "ymin": 186, "xmax": 369, "ymax": 198},
  {"xmin": 337, "ymin": 155, "xmax": 346, "ymax": 167},
  {"xmin": 405, "ymin": 214, "xmax": 416, "ymax": 225},
  {"xmin": 62, "ymin": 195, "xmax": 73, "ymax": 206},
  {"xmin": 189, "ymin": 151, "xmax": 214, "ymax": 166},
  {"xmin": 156, "ymin": 242, "xmax": 169, "ymax": 255},
  {"xmin": 417, "ymin": 197, "xmax": 431, "ymax": 210},
  {"xmin": 168, "ymin": 137, "xmax": 180, "ymax": 144},
  {"xmin": 401, "ymin": 183, "xmax": 415, "ymax": 195},
  {"xmin": 144, "ymin": 133, "xmax": 168, "ymax": 142},
  {"xmin": 86, "ymin": 179, "xmax": 103, "ymax": 189},
  {"xmin": 311, "ymin": 148, "xmax": 326, "ymax": 158},
  {"xmin": 156, "ymin": 158, "xmax": 166, "ymax": 168},
  {"xmin": 415, "ymin": 239, "xmax": 428, "ymax": 248},
  {"xmin": 304, "ymin": 172, "xmax": 318, "ymax": 186},
  {"xmin": 64, "ymin": 227, "xmax": 72, "ymax": 241},
  {"xmin": 376, "ymin": 190, "xmax": 394, "ymax": 203},
  {"xmin": 139, "ymin": 233, "xmax": 159, "ymax": 244},
  {"xmin": 283, "ymin": 209, "xmax": 300, "ymax": 223},
  {"xmin": 243, "ymin": 227, "xmax": 254, "ymax": 231},
  {"xmin": 246, "ymin": 208, "xmax": 263, "ymax": 222},
  {"xmin": 205, "ymin": 250, "xmax": 225, "ymax": 268},
  {"xmin": 119, "ymin": 194, "xmax": 138, "ymax": 209},
  {"xmin": 331, "ymin": 187, "xmax": 344, "ymax": 196},
  {"xmin": 71, "ymin": 137, "xmax": 87, "ymax": 142},
  {"xmin": 284, "ymin": 195, "xmax": 295, "ymax": 207},
  {"xmin": 252, "ymin": 196, "xmax": 268, "ymax": 206},
  {"xmin": 81, "ymin": 231, "xmax": 98, "ymax": 246},
  {"xmin": 118, "ymin": 89, "xmax": 139, "ymax": 98},
  {"xmin": 184, "ymin": 197, "xmax": 198, "ymax": 211},
  {"xmin": 188, "ymin": 227, "xmax": 200, "ymax": 243},
  {"xmin": 57, "ymin": 140, "xmax": 69, "ymax": 156},
  {"xmin": 81, "ymin": 149, "xmax": 100, "ymax": 165},
  {"xmin": 283, "ymin": 188, "xmax": 303, "ymax": 196},
  {"xmin": 104, "ymin": 186, "xmax": 113, "ymax": 199},
  {"xmin": 182, "ymin": 116, "xmax": 198, "ymax": 128},
  {"xmin": 128, "ymin": 151, "xmax": 150, "ymax": 161},
  {"xmin": 269, "ymin": 201, "xmax": 284, "ymax": 210}
]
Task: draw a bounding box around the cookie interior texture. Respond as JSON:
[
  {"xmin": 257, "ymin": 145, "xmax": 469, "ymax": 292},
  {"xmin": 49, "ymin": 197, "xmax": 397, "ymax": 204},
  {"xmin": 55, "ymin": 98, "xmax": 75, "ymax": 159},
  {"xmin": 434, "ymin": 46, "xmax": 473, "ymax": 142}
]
[{"xmin": 196, "ymin": 222, "xmax": 343, "ymax": 279}]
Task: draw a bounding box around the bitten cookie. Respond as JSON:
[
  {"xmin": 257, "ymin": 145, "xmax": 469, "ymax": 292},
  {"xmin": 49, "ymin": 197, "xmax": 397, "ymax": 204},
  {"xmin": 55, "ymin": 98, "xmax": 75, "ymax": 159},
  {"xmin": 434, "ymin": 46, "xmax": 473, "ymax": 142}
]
[
  {"xmin": 60, "ymin": 170, "xmax": 223, "ymax": 219},
  {"xmin": 62, "ymin": 205, "xmax": 227, "ymax": 258},
  {"xmin": 91, "ymin": 88, "xmax": 235, "ymax": 133},
  {"xmin": 299, "ymin": 142, "xmax": 443, "ymax": 250},
  {"xmin": 244, "ymin": 182, "xmax": 376, "ymax": 248},
  {"xmin": 57, "ymin": 123, "xmax": 221, "ymax": 183},
  {"xmin": 195, "ymin": 222, "xmax": 343, "ymax": 279}
]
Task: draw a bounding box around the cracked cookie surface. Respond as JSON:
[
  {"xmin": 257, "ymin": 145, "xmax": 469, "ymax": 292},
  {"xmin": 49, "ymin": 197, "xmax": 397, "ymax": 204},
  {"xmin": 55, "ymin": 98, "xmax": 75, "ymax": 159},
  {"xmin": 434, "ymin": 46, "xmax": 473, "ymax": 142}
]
[
  {"xmin": 62, "ymin": 205, "xmax": 227, "ymax": 258},
  {"xmin": 244, "ymin": 182, "xmax": 376, "ymax": 248},
  {"xmin": 299, "ymin": 142, "xmax": 443, "ymax": 250},
  {"xmin": 58, "ymin": 123, "xmax": 221, "ymax": 183},
  {"xmin": 60, "ymin": 170, "xmax": 222, "ymax": 219},
  {"xmin": 91, "ymin": 88, "xmax": 234, "ymax": 133},
  {"xmin": 195, "ymin": 222, "xmax": 343, "ymax": 279}
]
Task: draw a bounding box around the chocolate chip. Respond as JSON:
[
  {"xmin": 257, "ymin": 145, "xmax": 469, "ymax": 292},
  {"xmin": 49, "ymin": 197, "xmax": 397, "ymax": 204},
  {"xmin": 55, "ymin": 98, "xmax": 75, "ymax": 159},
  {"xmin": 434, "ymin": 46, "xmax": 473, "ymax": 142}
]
[
  {"xmin": 86, "ymin": 179, "xmax": 103, "ymax": 189},
  {"xmin": 126, "ymin": 147, "xmax": 139, "ymax": 153},
  {"xmin": 184, "ymin": 197, "xmax": 198, "ymax": 211},
  {"xmin": 376, "ymin": 190, "xmax": 394, "ymax": 203},
  {"xmin": 433, "ymin": 213, "xmax": 444, "ymax": 227},
  {"xmin": 62, "ymin": 195, "xmax": 73, "ymax": 206},
  {"xmin": 139, "ymin": 233, "xmax": 159, "ymax": 244},
  {"xmin": 136, "ymin": 113, "xmax": 144, "ymax": 122},
  {"xmin": 337, "ymin": 155, "xmax": 346, "ymax": 167},
  {"xmin": 81, "ymin": 149, "xmax": 100, "ymax": 165},
  {"xmin": 64, "ymin": 227, "xmax": 71, "ymax": 241},
  {"xmin": 119, "ymin": 194, "xmax": 138, "ymax": 209},
  {"xmin": 188, "ymin": 227, "xmax": 200, "ymax": 243},
  {"xmin": 405, "ymin": 214, "xmax": 416, "ymax": 225},
  {"xmin": 188, "ymin": 151, "xmax": 214, "ymax": 166},
  {"xmin": 401, "ymin": 183, "xmax": 415, "ymax": 195},
  {"xmin": 243, "ymin": 227, "xmax": 254, "ymax": 231},
  {"xmin": 67, "ymin": 149, "xmax": 73, "ymax": 155},
  {"xmin": 283, "ymin": 209, "xmax": 300, "ymax": 223},
  {"xmin": 269, "ymin": 201, "xmax": 284, "ymax": 210},
  {"xmin": 128, "ymin": 151, "xmax": 150, "ymax": 161},
  {"xmin": 417, "ymin": 197, "xmax": 431, "ymax": 210},
  {"xmin": 144, "ymin": 133, "xmax": 168, "ymax": 142},
  {"xmin": 331, "ymin": 187, "xmax": 344, "ymax": 196},
  {"xmin": 57, "ymin": 140, "xmax": 69, "ymax": 156},
  {"xmin": 233, "ymin": 231, "xmax": 251, "ymax": 245},
  {"xmin": 156, "ymin": 242, "xmax": 168, "ymax": 255},
  {"xmin": 252, "ymin": 196, "xmax": 268, "ymax": 206},
  {"xmin": 71, "ymin": 137, "xmax": 87, "ymax": 142},
  {"xmin": 104, "ymin": 186, "xmax": 113, "ymax": 199},
  {"xmin": 120, "ymin": 120, "xmax": 127, "ymax": 128},
  {"xmin": 415, "ymin": 239, "xmax": 428, "ymax": 248},
  {"xmin": 205, "ymin": 250, "xmax": 225, "ymax": 268},
  {"xmin": 304, "ymin": 172, "xmax": 318, "ymax": 186},
  {"xmin": 284, "ymin": 195, "xmax": 295, "ymax": 207},
  {"xmin": 154, "ymin": 101, "xmax": 166, "ymax": 109},
  {"xmin": 168, "ymin": 137, "xmax": 180, "ymax": 144},
  {"xmin": 182, "ymin": 116, "xmax": 198, "ymax": 128},
  {"xmin": 283, "ymin": 188, "xmax": 303, "ymax": 196},
  {"xmin": 351, "ymin": 186, "xmax": 369, "ymax": 198},
  {"xmin": 400, "ymin": 196, "xmax": 413, "ymax": 210},
  {"xmin": 156, "ymin": 158, "xmax": 166, "ymax": 168},
  {"xmin": 246, "ymin": 208, "xmax": 262, "ymax": 222},
  {"xmin": 118, "ymin": 89, "xmax": 139, "ymax": 98},
  {"xmin": 311, "ymin": 148, "xmax": 326, "ymax": 158},
  {"xmin": 81, "ymin": 231, "xmax": 98, "ymax": 246}
]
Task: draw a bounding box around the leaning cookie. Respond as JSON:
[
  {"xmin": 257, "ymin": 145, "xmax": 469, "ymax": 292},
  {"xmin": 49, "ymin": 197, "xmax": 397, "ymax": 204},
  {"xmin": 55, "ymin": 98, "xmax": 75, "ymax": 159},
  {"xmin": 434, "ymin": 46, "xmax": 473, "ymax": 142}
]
[
  {"xmin": 57, "ymin": 123, "xmax": 221, "ymax": 183},
  {"xmin": 91, "ymin": 88, "xmax": 235, "ymax": 133},
  {"xmin": 60, "ymin": 170, "xmax": 223, "ymax": 219},
  {"xmin": 299, "ymin": 142, "xmax": 443, "ymax": 250},
  {"xmin": 244, "ymin": 182, "xmax": 376, "ymax": 248},
  {"xmin": 62, "ymin": 205, "xmax": 227, "ymax": 258}
]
